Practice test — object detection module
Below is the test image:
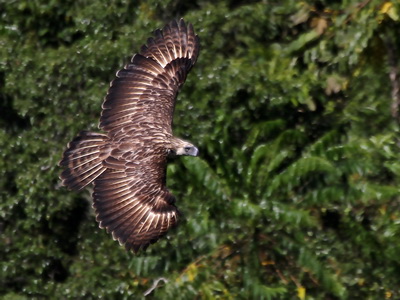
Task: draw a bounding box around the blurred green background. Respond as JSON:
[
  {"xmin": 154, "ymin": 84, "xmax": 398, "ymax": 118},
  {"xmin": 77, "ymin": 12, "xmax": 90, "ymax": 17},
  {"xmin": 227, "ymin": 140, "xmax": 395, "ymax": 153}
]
[{"xmin": 1, "ymin": 0, "xmax": 400, "ymax": 299}]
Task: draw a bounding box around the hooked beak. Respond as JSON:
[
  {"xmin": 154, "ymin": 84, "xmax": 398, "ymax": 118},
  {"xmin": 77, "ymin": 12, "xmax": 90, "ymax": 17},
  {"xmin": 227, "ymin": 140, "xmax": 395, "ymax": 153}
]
[
  {"xmin": 184, "ymin": 146, "xmax": 199, "ymax": 157},
  {"xmin": 171, "ymin": 143, "xmax": 200, "ymax": 157},
  {"xmin": 189, "ymin": 146, "xmax": 199, "ymax": 157}
]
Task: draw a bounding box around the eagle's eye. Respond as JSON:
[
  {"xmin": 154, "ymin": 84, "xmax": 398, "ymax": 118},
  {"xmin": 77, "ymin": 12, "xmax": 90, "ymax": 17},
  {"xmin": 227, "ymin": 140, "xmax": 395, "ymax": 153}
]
[{"xmin": 184, "ymin": 146, "xmax": 191, "ymax": 152}]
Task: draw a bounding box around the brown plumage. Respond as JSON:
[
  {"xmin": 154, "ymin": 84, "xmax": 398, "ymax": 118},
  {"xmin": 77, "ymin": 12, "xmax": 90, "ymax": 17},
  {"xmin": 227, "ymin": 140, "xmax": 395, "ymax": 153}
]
[{"xmin": 59, "ymin": 19, "xmax": 200, "ymax": 253}]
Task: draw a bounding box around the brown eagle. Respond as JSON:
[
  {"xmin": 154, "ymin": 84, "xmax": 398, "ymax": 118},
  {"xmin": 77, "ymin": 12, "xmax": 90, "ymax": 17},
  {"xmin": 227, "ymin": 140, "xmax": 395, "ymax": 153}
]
[{"xmin": 59, "ymin": 19, "xmax": 200, "ymax": 253}]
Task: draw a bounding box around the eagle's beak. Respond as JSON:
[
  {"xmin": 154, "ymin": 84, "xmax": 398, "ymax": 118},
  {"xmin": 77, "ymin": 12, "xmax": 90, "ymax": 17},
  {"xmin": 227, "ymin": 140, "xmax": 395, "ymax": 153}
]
[
  {"xmin": 189, "ymin": 146, "xmax": 199, "ymax": 157},
  {"xmin": 183, "ymin": 146, "xmax": 198, "ymax": 157},
  {"xmin": 175, "ymin": 145, "xmax": 199, "ymax": 156}
]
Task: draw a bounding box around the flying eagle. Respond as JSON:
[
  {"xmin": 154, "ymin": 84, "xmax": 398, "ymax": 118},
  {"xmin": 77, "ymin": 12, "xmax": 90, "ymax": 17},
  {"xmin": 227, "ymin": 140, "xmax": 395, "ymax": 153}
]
[{"xmin": 59, "ymin": 19, "xmax": 200, "ymax": 253}]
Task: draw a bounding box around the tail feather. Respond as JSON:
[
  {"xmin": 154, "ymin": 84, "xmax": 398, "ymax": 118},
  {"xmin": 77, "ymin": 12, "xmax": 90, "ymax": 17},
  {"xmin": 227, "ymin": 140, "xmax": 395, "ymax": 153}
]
[{"xmin": 59, "ymin": 131, "xmax": 110, "ymax": 191}]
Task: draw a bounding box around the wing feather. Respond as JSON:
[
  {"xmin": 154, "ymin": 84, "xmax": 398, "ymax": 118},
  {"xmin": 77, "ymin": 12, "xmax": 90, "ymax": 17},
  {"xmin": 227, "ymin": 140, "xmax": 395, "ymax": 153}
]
[
  {"xmin": 100, "ymin": 19, "xmax": 200, "ymax": 137},
  {"xmin": 93, "ymin": 153, "xmax": 179, "ymax": 253}
]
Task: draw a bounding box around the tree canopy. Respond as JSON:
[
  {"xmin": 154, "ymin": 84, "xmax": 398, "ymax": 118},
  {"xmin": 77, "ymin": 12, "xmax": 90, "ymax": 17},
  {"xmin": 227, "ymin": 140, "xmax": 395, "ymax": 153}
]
[{"xmin": 1, "ymin": 0, "xmax": 400, "ymax": 299}]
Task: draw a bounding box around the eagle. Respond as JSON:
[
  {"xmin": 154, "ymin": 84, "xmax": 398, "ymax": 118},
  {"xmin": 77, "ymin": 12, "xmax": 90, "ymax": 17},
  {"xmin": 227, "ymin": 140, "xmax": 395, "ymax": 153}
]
[{"xmin": 59, "ymin": 19, "xmax": 200, "ymax": 253}]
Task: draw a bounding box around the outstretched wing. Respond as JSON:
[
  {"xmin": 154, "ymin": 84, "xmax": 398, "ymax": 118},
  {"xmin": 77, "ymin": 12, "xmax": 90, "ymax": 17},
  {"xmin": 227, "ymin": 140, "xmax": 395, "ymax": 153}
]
[
  {"xmin": 100, "ymin": 19, "xmax": 200, "ymax": 138},
  {"xmin": 93, "ymin": 149, "xmax": 179, "ymax": 253}
]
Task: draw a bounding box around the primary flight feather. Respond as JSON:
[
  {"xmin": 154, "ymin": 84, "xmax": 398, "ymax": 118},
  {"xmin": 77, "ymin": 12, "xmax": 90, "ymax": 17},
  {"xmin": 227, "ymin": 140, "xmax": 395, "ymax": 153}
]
[{"xmin": 59, "ymin": 19, "xmax": 200, "ymax": 253}]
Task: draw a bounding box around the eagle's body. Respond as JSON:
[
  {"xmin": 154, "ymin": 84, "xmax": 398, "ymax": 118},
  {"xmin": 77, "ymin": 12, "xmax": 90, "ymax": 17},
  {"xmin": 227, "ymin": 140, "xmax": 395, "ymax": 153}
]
[{"xmin": 59, "ymin": 19, "xmax": 200, "ymax": 253}]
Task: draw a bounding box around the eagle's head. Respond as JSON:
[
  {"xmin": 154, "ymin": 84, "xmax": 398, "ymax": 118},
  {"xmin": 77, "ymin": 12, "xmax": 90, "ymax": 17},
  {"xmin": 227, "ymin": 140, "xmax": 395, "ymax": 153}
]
[{"xmin": 169, "ymin": 138, "xmax": 199, "ymax": 157}]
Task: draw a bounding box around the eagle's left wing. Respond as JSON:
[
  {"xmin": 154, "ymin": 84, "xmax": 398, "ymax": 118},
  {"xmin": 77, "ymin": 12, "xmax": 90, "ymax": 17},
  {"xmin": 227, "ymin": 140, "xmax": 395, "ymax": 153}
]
[
  {"xmin": 93, "ymin": 149, "xmax": 178, "ymax": 253},
  {"xmin": 100, "ymin": 19, "xmax": 200, "ymax": 139}
]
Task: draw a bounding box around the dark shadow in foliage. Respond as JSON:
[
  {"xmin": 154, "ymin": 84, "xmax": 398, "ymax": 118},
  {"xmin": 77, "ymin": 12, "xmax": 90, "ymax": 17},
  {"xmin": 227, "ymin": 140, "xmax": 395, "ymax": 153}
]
[
  {"xmin": 42, "ymin": 258, "xmax": 69, "ymax": 283},
  {"xmin": 321, "ymin": 209, "xmax": 341, "ymax": 230},
  {"xmin": 0, "ymin": 73, "xmax": 30, "ymax": 132},
  {"xmin": 43, "ymin": 197, "xmax": 90, "ymax": 256}
]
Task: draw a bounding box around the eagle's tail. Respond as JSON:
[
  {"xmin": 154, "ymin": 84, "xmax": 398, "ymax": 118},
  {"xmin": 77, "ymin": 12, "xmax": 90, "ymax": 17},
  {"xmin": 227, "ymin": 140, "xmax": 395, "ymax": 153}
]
[{"xmin": 59, "ymin": 131, "xmax": 110, "ymax": 191}]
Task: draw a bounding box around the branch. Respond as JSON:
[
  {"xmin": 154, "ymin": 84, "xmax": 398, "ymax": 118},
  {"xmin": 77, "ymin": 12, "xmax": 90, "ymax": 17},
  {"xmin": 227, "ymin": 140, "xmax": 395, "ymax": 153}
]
[
  {"xmin": 143, "ymin": 277, "xmax": 168, "ymax": 297},
  {"xmin": 383, "ymin": 30, "xmax": 400, "ymax": 123}
]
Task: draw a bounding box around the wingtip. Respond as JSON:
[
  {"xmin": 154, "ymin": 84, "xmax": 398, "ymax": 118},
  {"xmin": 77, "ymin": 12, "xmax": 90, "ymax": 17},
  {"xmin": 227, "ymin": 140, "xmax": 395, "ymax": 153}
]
[{"xmin": 178, "ymin": 18, "xmax": 186, "ymax": 29}]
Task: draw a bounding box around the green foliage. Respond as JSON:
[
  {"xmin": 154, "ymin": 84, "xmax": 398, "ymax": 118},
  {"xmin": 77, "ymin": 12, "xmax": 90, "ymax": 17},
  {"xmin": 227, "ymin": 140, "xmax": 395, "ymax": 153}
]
[{"xmin": 2, "ymin": 0, "xmax": 400, "ymax": 299}]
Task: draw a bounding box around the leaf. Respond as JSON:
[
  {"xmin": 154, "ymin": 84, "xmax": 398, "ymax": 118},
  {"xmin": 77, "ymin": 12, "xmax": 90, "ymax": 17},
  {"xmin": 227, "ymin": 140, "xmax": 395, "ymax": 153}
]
[
  {"xmin": 380, "ymin": 2, "xmax": 399, "ymax": 21},
  {"xmin": 311, "ymin": 17, "xmax": 328, "ymax": 35},
  {"xmin": 266, "ymin": 156, "xmax": 338, "ymax": 197},
  {"xmin": 297, "ymin": 286, "xmax": 306, "ymax": 300},
  {"xmin": 286, "ymin": 31, "xmax": 319, "ymax": 53}
]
